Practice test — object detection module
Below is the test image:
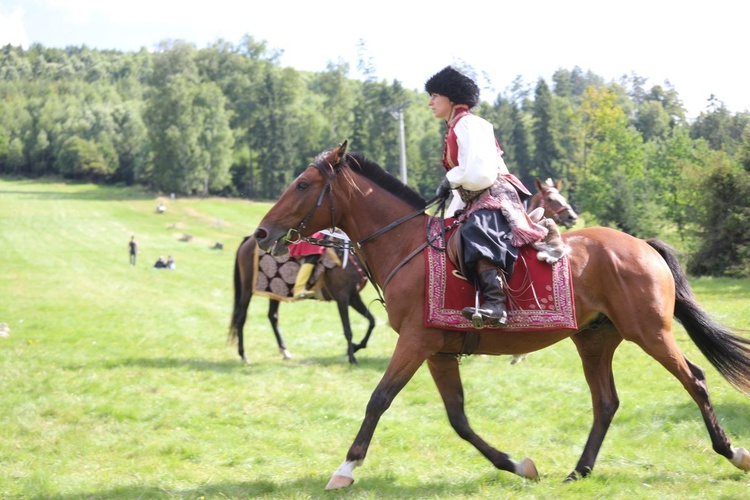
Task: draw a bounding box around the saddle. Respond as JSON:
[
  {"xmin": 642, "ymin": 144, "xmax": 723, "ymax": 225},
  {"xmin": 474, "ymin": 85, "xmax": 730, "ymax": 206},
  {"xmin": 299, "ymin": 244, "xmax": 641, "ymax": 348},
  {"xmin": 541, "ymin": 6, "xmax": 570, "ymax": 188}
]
[{"xmin": 425, "ymin": 217, "xmax": 577, "ymax": 332}]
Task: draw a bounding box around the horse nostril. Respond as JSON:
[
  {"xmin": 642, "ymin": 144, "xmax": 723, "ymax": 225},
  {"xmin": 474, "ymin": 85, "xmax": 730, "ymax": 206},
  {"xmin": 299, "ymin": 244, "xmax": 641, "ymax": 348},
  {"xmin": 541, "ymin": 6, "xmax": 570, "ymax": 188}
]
[{"xmin": 254, "ymin": 228, "xmax": 268, "ymax": 240}]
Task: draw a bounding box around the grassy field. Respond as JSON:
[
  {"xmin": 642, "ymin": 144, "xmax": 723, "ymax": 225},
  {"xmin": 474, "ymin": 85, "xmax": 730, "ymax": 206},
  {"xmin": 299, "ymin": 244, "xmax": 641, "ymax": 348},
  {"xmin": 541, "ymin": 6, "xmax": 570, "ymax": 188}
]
[{"xmin": 2, "ymin": 177, "xmax": 750, "ymax": 499}]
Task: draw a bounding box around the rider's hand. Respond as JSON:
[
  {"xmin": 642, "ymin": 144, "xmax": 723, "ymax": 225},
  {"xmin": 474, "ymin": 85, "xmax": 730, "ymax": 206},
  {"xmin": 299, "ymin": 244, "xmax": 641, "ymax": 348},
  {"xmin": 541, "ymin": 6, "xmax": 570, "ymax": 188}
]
[{"xmin": 435, "ymin": 177, "xmax": 452, "ymax": 199}]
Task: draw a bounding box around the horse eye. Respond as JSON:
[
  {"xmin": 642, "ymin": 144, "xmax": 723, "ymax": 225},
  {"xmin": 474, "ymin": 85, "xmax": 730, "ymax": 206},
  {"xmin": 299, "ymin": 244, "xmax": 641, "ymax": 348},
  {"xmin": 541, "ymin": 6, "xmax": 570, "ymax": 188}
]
[
  {"xmin": 546, "ymin": 197, "xmax": 554, "ymax": 203},
  {"xmin": 297, "ymin": 181, "xmax": 309, "ymax": 191}
]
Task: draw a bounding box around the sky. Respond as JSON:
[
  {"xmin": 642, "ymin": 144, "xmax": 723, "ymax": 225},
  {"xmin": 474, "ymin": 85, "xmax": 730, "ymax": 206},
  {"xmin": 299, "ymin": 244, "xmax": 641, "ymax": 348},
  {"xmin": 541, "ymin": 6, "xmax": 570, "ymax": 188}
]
[{"xmin": 1, "ymin": 0, "xmax": 749, "ymax": 120}]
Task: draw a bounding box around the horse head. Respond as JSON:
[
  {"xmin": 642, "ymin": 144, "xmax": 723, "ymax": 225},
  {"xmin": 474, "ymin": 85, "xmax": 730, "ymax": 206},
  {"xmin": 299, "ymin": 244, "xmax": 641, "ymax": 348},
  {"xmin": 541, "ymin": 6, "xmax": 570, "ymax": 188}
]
[
  {"xmin": 254, "ymin": 141, "xmax": 350, "ymax": 255},
  {"xmin": 532, "ymin": 178, "xmax": 578, "ymax": 228}
]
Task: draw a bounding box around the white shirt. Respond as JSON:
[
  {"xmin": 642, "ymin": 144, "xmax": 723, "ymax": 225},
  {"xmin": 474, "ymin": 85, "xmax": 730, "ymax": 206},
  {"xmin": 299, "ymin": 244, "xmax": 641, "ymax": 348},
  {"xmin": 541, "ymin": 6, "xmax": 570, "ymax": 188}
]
[{"xmin": 445, "ymin": 114, "xmax": 509, "ymax": 216}]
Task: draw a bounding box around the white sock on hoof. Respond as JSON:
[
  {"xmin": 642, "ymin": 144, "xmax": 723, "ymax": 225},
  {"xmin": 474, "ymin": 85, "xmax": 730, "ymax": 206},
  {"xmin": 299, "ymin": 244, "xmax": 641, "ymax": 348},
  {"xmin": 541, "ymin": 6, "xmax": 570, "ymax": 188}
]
[
  {"xmin": 513, "ymin": 458, "xmax": 538, "ymax": 479},
  {"xmin": 730, "ymin": 447, "xmax": 750, "ymax": 469}
]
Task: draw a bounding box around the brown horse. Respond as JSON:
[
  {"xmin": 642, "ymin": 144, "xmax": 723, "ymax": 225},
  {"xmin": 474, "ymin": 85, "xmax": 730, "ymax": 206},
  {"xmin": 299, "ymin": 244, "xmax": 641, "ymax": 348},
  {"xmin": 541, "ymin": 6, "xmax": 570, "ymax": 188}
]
[
  {"xmin": 253, "ymin": 142, "xmax": 750, "ymax": 489},
  {"xmin": 229, "ymin": 234, "xmax": 375, "ymax": 364},
  {"xmin": 527, "ymin": 177, "xmax": 578, "ymax": 228}
]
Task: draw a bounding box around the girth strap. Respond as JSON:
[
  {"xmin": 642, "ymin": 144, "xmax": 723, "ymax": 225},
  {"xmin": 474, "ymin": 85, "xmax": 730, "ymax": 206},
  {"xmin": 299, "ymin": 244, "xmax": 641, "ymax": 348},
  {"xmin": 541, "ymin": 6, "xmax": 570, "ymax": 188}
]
[{"xmin": 435, "ymin": 330, "xmax": 480, "ymax": 358}]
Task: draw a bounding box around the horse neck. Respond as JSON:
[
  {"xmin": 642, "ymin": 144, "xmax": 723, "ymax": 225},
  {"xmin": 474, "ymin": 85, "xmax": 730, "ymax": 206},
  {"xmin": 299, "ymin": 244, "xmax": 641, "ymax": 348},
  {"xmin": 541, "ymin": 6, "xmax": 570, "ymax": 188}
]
[{"xmin": 333, "ymin": 177, "xmax": 426, "ymax": 288}]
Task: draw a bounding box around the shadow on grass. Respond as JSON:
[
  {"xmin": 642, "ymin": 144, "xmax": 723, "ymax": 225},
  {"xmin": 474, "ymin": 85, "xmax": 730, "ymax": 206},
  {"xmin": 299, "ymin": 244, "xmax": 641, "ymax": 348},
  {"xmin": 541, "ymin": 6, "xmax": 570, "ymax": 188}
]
[
  {"xmin": 88, "ymin": 354, "xmax": 393, "ymax": 374},
  {"xmin": 38, "ymin": 474, "xmax": 507, "ymax": 499},
  {"xmin": 615, "ymin": 400, "xmax": 750, "ymax": 432}
]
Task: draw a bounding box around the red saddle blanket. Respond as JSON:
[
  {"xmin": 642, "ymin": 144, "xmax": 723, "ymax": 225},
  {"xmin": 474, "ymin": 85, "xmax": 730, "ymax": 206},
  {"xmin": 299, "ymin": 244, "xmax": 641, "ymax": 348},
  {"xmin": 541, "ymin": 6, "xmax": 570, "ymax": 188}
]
[{"xmin": 425, "ymin": 218, "xmax": 577, "ymax": 332}]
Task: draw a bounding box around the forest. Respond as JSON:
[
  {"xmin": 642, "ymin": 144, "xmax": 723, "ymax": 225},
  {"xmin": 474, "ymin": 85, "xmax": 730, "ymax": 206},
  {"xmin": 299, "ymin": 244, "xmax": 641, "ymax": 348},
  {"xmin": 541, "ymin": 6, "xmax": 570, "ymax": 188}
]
[{"xmin": 1, "ymin": 37, "xmax": 749, "ymax": 276}]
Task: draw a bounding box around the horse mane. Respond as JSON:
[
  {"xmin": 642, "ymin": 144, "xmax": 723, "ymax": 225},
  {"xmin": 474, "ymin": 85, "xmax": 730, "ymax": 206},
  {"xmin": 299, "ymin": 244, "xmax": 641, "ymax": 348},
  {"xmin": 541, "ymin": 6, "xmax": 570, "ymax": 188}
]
[{"xmin": 342, "ymin": 151, "xmax": 427, "ymax": 210}]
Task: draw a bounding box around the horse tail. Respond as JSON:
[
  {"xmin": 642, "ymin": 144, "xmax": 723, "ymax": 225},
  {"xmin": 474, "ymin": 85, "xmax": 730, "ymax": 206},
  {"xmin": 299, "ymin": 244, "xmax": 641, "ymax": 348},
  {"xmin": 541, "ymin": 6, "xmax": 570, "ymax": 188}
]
[
  {"xmin": 229, "ymin": 236, "xmax": 252, "ymax": 344},
  {"xmin": 647, "ymin": 238, "xmax": 750, "ymax": 395}
]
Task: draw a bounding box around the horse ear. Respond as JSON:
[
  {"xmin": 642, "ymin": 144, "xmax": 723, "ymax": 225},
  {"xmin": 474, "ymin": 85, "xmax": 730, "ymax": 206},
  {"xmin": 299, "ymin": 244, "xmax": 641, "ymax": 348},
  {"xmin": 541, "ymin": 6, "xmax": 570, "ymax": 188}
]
[
  {"xmin": 329, "ymin": 140, "xmax": 349, "ymax": 165},
  {"xmin": 333, "ymin": 140, "xmax": 348, "ymax": 162},
  {"xmin": 535, "ymin": 178, "xmax": 543, "ymax": 191},
  {"xmin": 556, "ymin": 179, "xmax": 563, "ymax": 190}
]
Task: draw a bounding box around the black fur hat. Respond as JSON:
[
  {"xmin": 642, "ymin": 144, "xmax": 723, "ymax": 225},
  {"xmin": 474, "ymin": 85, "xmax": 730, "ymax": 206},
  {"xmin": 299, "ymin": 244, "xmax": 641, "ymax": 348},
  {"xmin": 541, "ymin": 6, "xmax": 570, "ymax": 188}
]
[{"xmin": 424, "ymin": 66, "xmax": 480, "ymax": 108}]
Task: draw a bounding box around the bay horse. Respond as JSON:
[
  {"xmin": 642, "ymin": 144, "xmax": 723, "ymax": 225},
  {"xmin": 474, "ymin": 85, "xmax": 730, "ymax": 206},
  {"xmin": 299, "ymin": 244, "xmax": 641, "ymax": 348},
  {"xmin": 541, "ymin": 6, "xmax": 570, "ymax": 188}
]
[
  {"xmin": 253, "ymin": 141, "xmax": 750, "ymax": 489},
  {"xmin": 228, "ymin": 234, "xmax": 376, "ymax": 364}
]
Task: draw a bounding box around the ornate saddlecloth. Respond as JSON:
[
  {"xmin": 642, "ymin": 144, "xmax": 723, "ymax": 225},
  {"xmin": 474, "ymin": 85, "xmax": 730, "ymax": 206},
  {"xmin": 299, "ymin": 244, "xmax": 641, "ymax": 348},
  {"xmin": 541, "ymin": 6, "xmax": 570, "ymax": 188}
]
[{"xmin": 425, "ymin": 218, "xmax": 577, "ymax": 332}]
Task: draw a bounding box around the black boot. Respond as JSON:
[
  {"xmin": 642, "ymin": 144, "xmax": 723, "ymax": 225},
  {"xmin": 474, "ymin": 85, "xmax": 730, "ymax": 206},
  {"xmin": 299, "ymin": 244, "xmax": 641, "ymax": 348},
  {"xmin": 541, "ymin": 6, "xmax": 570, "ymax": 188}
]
[{"xmin": 461, "ymin": 268, "xmax": 508, "ymax": 328}]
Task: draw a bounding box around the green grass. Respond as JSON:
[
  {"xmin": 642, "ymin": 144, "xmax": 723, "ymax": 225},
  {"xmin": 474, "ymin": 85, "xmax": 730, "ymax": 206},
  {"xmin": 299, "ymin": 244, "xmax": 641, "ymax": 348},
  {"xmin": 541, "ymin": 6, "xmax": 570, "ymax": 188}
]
[{"xmin": 2, "ymin": 177, "xmax": 750, "ymax": 499}]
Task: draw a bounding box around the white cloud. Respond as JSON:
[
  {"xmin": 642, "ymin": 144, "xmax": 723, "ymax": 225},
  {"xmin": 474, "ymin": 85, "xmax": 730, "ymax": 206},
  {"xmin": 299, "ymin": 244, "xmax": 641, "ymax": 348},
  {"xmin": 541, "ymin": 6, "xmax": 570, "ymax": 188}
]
[{"xmin": 0, "ymin": 6, "xmax": 29, "ymax": 48}]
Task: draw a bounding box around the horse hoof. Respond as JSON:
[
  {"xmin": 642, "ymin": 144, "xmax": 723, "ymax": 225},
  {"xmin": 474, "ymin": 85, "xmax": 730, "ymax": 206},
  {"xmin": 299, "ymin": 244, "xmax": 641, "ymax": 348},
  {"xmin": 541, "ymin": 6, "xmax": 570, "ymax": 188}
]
[
  {"xmin": 517, "ymin": 458, "xmax": 538, "ymax": 480},
  {"xmin": 731, "ymin": 447, "xmax": 750, "ymax": 471},
  {"xmin": 281, "ymin": 349, "xmax": 292, "ymax": 360},
  {"xmin": 325, "ymin": 474, "xmax": 354, "ymax": 490}
]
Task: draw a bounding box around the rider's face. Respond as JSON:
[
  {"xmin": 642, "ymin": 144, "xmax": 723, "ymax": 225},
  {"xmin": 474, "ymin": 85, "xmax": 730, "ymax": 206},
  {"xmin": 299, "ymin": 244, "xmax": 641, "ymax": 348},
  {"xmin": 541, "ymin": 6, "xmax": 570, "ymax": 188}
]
[{"xmin": 429, "ymin": 93, "xmax": 453, "ymax": 120}]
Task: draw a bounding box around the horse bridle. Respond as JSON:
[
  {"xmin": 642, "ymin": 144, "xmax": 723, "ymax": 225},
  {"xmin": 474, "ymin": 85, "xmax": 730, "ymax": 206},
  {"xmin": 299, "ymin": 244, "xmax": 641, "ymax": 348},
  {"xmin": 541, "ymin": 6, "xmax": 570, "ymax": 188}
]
[
  {"xmin": 282, "ymin": 154, "xmax": 445, "ymax": 306},
  {"xmin": 281, "ymin": 160, "xmax": 338, "ymax": 247}
]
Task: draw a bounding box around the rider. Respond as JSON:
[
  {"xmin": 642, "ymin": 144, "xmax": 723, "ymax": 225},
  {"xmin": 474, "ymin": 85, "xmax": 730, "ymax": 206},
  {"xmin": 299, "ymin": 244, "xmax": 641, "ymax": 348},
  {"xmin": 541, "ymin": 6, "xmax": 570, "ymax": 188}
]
[{"xmin": 426, "ymin": 66, "xmax": 548, "ymax": 327}]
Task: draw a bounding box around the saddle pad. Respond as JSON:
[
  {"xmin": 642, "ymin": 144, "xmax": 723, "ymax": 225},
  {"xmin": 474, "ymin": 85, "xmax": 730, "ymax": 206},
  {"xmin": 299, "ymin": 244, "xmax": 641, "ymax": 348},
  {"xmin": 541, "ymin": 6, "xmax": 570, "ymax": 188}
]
[{"xmin": 425, "ymin": 218, "xmax": 577, "ymax": 332}]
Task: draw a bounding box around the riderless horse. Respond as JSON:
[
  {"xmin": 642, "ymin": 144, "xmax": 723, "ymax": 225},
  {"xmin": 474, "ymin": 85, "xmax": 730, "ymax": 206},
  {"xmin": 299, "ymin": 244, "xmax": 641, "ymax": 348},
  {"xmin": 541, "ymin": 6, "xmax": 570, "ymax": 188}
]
[{"xmin": 229, "ymin": 234, "xmax": 375, "ymax": 364}]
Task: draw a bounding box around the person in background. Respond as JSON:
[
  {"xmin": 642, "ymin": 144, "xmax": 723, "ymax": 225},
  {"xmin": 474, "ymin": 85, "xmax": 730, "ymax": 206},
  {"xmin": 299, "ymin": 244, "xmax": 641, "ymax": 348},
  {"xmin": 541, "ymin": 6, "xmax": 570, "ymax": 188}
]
[
  {"xmin": 166, "ymin": 255, "xmax": 175, "ymax": 270},
  {"xmin": 426, "ymin": 66, "xmax": 548, "ymax": 327},
  {"xmin": 129, "ymin": 236, "xmax": 138, "ymax": 266},
  {"xmin": 153, "ymin": 256, "xmax": 167, "ymax": 269}
]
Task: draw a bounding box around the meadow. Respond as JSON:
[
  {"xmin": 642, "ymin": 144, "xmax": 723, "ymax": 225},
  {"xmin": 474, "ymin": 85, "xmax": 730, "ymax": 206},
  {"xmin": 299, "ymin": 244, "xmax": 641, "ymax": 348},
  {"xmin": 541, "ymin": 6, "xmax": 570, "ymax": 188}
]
[{"xmin": 1, "ymin": 177, "xmax": 750, "ymax": 499}]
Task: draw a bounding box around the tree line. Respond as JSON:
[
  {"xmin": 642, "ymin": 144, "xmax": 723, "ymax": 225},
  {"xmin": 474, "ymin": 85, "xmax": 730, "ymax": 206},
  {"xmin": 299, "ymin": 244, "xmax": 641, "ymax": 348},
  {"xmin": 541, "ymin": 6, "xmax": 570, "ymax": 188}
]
[{"xmin": 1, "ymin": 39, "xmax": 749, "ymax": 276}]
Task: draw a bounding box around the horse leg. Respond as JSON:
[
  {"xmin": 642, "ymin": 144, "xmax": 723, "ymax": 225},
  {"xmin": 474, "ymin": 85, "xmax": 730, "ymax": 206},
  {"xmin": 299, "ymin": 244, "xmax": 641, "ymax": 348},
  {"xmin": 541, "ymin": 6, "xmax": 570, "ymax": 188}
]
[
  {"xmin": 681, "ymin": 357, "xmax": 750, "ymax": 470},
  {"xmin": 566, "ymin": 325, "xmax": 623, "ymax": 481},
  {"xmin": 349, "ymin": 292, "xmax": 375, "ymax": 353},
  {"xmin": 229, "ymin": 289, "xmax": 252, "ymax": 363},
  {"xmin": 426, "ymin": 354, "xmax": 539, "ymax": 479},
  {"xmin": 335, "ymin": 298, "xmax": 358, "ymax": 364},
  {"xmin": 629, "ymin": 332, "xmax": 750, "ymax": 472},
  {"xmin": 268, "ymin": 300, "xmax": 291, "ymax": 359},
  {"xmin": 230, "ymin": 236, "xmax": 255, "ymax": 364},
  {"xmin": 326, "ymin": 335, "xmax": 433, "ymax": 489}
]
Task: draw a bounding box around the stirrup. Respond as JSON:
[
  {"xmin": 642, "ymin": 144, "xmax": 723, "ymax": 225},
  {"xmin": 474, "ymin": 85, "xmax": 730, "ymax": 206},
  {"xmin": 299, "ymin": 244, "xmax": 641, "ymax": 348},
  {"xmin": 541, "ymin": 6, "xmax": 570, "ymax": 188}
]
[
  {"xmin": 461, "ymin": 307, "xmax": 508, "ymax": 329},
  {"xmin": 469, "ymin": 308, "xmax": 485, "ymax": 329}
]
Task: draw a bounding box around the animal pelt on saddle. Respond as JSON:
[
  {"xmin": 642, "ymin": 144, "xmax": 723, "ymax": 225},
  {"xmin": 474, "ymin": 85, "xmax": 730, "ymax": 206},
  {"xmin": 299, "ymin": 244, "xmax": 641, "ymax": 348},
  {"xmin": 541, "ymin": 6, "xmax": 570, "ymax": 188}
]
[{"xmin": 528, "ymin": 208, "xmax": 570, "ymax": 264}]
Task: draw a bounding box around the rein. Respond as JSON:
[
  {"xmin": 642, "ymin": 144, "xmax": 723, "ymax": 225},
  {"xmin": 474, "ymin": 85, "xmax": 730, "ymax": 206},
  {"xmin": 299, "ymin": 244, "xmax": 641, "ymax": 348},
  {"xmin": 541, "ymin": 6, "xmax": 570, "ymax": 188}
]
[{"xmin": 354, "ymin": 195, "xmax": 449, "ymax": 308}]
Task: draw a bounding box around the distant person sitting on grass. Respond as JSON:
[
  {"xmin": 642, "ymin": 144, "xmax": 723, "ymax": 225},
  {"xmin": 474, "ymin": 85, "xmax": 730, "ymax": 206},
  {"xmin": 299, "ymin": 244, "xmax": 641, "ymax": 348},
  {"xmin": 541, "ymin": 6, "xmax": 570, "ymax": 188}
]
[
  {"xmin": 153, "ymin": 256, "xmax": 167, "ymax": 269},
  {"xmin": 166, "ymin": 255, "xmax": 175, "ymax": 270}
]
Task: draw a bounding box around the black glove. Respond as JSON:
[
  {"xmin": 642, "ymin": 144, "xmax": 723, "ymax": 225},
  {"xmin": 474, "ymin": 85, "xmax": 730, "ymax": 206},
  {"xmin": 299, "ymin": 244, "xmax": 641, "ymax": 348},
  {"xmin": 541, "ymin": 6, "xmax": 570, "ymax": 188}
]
[{"xmin": 435, "ymin": 177, "xmax": 452, "ymax": 199}]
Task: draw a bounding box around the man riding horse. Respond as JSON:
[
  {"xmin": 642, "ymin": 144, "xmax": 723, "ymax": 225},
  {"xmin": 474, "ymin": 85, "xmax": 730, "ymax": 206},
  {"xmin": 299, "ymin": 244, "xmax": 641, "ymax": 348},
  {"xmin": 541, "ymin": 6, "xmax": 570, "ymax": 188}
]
[{"xmin": 427, "ymin": 66, "xmax": 548, "ymax": 327}]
